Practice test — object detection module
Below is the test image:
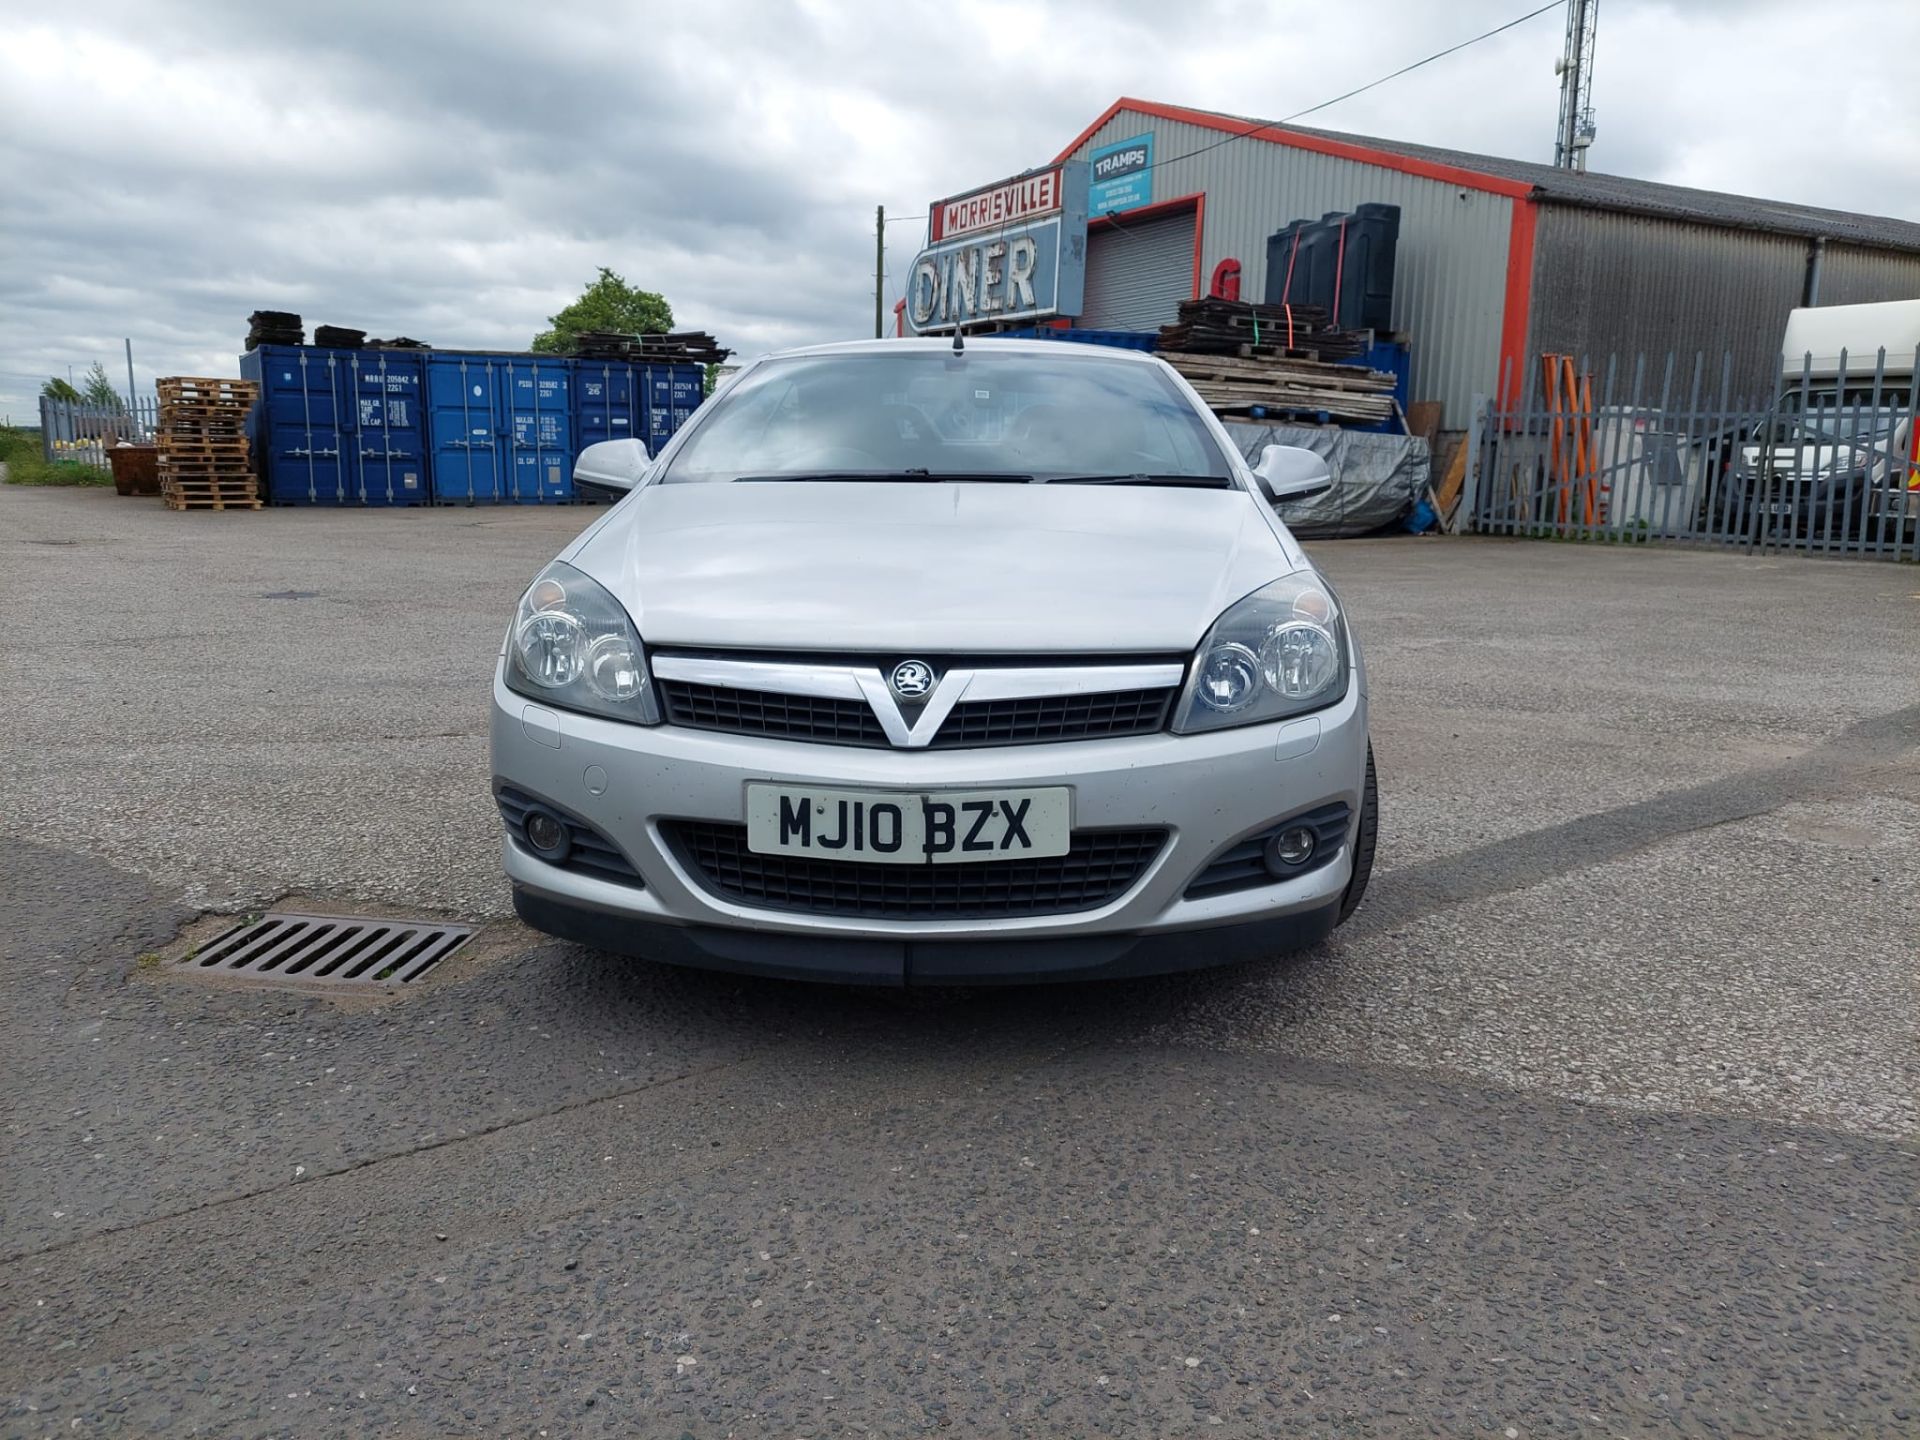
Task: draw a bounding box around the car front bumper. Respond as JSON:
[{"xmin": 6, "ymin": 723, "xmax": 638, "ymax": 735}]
[{"xmin": 489, "ymin": 666, "xmax": 1369, "ymax": 984}]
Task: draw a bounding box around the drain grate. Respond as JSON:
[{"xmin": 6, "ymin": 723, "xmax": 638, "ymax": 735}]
[{"xmin": 179, "ymin": 912, "xmax": 472, "ymax": 987}]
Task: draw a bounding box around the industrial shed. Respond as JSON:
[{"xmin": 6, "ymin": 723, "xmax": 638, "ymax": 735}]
[{"xmin": 1042, "ymin": 98, "xmax": 1920, "ymax": 425}]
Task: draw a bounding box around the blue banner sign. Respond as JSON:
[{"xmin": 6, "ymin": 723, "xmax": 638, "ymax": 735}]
[{"xmin": 1089, "ymin": 132, "xmax": 1153, "ymax": 216}]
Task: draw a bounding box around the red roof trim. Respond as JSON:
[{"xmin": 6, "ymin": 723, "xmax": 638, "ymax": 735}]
[{"xmin": 1052, "ymin": 98, "xmax": 1536, "ymax": 201}]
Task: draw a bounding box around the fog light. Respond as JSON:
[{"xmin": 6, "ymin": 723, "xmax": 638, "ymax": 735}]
[
  {"xmin": 524, "ymin": 810, "xmax": 570, "ymax": 861},
  {"xmin": 1265, "ymin": 826, "xmax": 1316, "ymax": 874}
]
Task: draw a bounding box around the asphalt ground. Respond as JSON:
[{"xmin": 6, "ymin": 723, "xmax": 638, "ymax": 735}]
[{"xmin": 1, "ymin": 485, "xmax": 1915, "ymax": 1437}]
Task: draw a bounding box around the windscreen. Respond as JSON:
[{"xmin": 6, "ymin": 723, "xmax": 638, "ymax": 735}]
[
  {"xmin": 1773, "ymin": 391, "xmax": 1911, "ymax": 446},
  {"xmin": 657, "ymin": 348, "xmax": 1232, "ymax": 484}
]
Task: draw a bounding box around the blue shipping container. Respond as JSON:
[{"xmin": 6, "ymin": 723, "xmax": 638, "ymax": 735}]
[
  {"xmin": 426, "ymin": 354, "xmax": 575, "ymax": 504},
  {"xmin": 425, "ymin": 353, "xmax": 508, "ymax": 504},
  {"xmin": 507, "ymin": 361, "xmax": 573, "ymax": 502},
  {"xmin": 240, "ymin": 345, "xmax": 429, "ymax": 505},
  {"xmin": 572, "ymin": 359, "xmax": 705, "ymax": 461},
  {"xmin": 1334, "ymin": 339, "xmax": 1412, "ymax": 434}
]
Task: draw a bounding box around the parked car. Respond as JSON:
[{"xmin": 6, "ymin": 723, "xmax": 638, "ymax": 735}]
[
  {"xmin": 490, "ymin": 338, "xmax": 1376, "ymax": 985},
  {"xmin": 1729, "ymin": 300, "xmax": 1920, "ymax": 539}
]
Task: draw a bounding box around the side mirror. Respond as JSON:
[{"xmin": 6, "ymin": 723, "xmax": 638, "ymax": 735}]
[
  {"xmin": 573, "ymin": 438, "xmax": 651, "ymax": 500},
  {"xmin": 1254, "ymin": 444, "xmax": 1334, "ymax": 503}
]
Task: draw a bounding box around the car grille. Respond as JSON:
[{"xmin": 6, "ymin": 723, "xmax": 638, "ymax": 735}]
[
  {"xmin": 495, "ymin": 786, "xmax": 645, "ymax": 888},
  {"xmin": 1184, "ymin": 803, "xmax": 1352, "ymax": 899},
  {"xmin": 658, "ymin": 679, "xmax": 890, "ymax": 747},
  {"xmin": 927, "ymin": 689, "xmax": 1175, "ymax": 747},
  {"xmin": 656, "ymin": 679, "xmax": 1175, "ymax": 748},
  {"xmin": 664, "ymin": 821, "xmax": 1166, "ymax": 919}
]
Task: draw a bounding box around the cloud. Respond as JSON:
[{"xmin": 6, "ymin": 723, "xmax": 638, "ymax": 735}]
[{"xmin": 2, "ymin": 0, "xmax": 1915, "ymax": 416}]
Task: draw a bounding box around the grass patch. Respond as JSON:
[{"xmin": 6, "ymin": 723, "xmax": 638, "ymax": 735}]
[
  {"xmin": 0, "ymin": 427, "xmax": 113, "ymax": 486},
  {"xmin": 135, "ymin": 951, "xmax": 162, "ymax": 970}
]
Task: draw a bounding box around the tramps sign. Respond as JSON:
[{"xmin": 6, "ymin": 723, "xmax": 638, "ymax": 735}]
[
  {"xmin": 1089, "ymin": 133, "xmax": 1153, "ymax": 216},
  {"xmin": 906, "ymin": 163, "xmax": 1089, "ymax": 333}
]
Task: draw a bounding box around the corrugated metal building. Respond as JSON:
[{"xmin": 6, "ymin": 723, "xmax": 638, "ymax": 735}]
[{"xmin": 1038, "ymin": 98, "xmax": 1920, "ymax": 425}]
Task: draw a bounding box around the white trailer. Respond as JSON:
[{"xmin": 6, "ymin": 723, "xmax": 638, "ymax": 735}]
[{"xmin": 1741, "ymin": 300, "xmax": 1920, "ymax": 529}]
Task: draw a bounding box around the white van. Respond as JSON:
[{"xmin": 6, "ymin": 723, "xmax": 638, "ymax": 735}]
[{"xmin": 1739, "ymin": 300, "xmax": 1920, "ymax": 534}]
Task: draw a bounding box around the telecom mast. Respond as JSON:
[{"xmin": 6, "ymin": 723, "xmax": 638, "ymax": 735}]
[{"xmin": 1553, "ymin": 0, "xmax": 1598, "ymax": 170}]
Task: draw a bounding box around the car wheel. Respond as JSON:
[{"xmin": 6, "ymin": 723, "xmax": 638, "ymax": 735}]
[{"xmin": 1337, "ymin": 745, "xmax": 1378, "ymax": 924}]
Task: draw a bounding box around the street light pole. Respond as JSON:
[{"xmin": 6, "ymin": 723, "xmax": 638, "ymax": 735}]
[{"xmin": 874, "ymin": 206, "xmax": 885, "ymax": 339}]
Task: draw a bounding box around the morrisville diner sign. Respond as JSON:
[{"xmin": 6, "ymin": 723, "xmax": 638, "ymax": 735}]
[{"xmin": 905, "ymin": 163, "xmax": 1088, "ymax": 334}]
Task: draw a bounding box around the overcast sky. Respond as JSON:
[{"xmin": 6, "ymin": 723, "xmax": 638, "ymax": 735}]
[{"xmin": 4, "ymin": 0, "xmax": 1917, "ymax": 417}]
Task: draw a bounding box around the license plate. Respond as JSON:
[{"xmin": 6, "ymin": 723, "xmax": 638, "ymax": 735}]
[
  {"xmin": 1764, "ymin": 501, "xmax": 1796, "ymax": 515},
  {"xmin": 744, "ymin": 784, "xmax": 1071, "ymax": 865}
]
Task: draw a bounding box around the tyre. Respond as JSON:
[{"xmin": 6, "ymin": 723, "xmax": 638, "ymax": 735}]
[{"xmin": 1337, "ymin": 745, "xmax": 1378, "ymax": 924}]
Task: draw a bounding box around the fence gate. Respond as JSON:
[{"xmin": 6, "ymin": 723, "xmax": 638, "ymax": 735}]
[
  {"xmin": 37, "ymin": 396, "xmax": 161, "ymax": 469},
  {"xmin": 1468, "ymin": 347, "xmax": 1920, "ymax": 562}
]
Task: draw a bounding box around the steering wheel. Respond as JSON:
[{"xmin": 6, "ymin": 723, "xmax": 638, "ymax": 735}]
[{"xmin": 871, "ymin": 403, "xmax": 934, "ymax": 444}]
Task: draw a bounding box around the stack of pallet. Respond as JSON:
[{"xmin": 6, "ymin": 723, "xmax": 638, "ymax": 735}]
[
  {"xmin": 574, "ymin": 330, "xmax": 733, "ymax": 364},
  {"xmin": 1157, "ymin": 297, "xmax": 1367, "ymax": 361},
  {"xmin": 637, "ymin": 331, "xmax": 731, "ymax": 363},
  {"xmin": 244, "ymin": 310, "xmax": 303, "ymax": 349},
  {"xmin": 156, "ymin": 377, "xmax": 261, "ymax": 511},
  {"xmin": 1161, "ymin": 350, "xmax": 1397, "ymax": 427}
]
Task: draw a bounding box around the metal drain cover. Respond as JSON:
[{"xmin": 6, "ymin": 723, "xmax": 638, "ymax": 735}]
[{"xmin": 178, "ymin": 912, "xmax": 472, "ymax": 988}]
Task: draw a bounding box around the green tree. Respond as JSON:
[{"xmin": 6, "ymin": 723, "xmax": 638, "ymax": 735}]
[
  {"xmin": 80, "ymin": 362, "xmax": 124, "ymax": 413},
  {"xmin": 531, "ymin": 268, "xmax": 672, "ymax": 355},
  {"xmin": 41, "ymin": 377, "xmax": 82, "ymax": 402}
]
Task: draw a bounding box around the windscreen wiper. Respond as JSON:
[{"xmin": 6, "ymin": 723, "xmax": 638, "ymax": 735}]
[
  {"xmin": 1045, "ymin": 473, "xmax": 1234, "ymax": 488},
  {"xmin": 735, "ymin": 471, "xmax": 938, "ymax": 483},
  {"xmin": 734, "ymin": 470, "xmax": 1035, "ymax": 483}
]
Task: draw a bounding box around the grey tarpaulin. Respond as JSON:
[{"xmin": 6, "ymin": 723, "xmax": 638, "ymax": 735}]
[{"xmin": 1221, "ymin": 420, "xmax": 1431, "ymax": 538}]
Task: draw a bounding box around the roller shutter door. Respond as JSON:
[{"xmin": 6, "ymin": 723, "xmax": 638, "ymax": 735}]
[{"xmin": 1077, "ymin": 208, "xmax": 1196, "ymax": 331}]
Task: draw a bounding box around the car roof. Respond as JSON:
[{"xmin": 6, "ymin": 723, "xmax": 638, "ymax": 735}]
[{"xmin": 756, "ymin": 337, "xmax": 1162, "ymax": 363}]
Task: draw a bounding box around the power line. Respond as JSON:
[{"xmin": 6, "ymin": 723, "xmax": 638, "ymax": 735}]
[
  {"xmin": 1272, "ymin": 1, "xmax": 1561, "ymax": 127},
  {"xmin": 885, "ymin": 0, "xmax": 1563, "ymax": 224}
]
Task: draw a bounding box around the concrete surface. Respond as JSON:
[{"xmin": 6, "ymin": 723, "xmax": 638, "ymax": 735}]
[{"xmin": 1, "ymin": 485, "xmax": 1915, "ymax": 1437}]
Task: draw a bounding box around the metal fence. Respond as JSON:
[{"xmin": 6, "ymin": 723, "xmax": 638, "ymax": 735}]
[
  {"xmin": 1466, "ymin": 346, "xmax": 1920, "ymax": 562},
  {"xmin": 38, "ymin": 395, "xmax": 161, "ymax": 469}
]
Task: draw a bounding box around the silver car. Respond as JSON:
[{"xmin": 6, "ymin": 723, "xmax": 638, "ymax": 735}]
[{"xmin": 490, "ymin": 338, "xmax": 1375, "ymax": 984}]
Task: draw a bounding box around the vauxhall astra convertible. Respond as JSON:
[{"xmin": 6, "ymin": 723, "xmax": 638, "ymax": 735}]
[{"xmin": 489, "ymin": 337, "xmax": 1376, "ymax": 984}]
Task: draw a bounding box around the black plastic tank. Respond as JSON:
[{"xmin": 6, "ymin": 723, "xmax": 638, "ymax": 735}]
[{"xmin": 1264, "ymin": 203, "xmax": 1400, "ymax": 333}]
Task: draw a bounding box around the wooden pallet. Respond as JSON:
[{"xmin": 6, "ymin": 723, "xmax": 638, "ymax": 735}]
[
  {"xmin": 1172, "ymin": 364, "xmax": 1391, "ymax": 393},
  {"xmin": 159, "ymin": 411, "xmax": 251, "ymax": 426},
  {"xmin": 1163, "ymin": 348, "xmax": 1396, "ymax": 425},
  {"xmin": 1157, "ymin": 298, "xmax": 1368, "ymax": 361},
  {"xmin": 157, "ymin": 379, "xmax": 259, "ymax": 446},
  {"xmin": 164, "ymin": 493, "xmax": 263, "ymax": 512},
  {"xmin": 158, "ymin": 404, "xmax": 254, "ymax": 419},
  {"xmin": 161, "ymin": 473, "xmax": 261, "ymax": 510},
  {"xmin": 163, "ymin": 474, "xmax": 256, "ymax": 490},
  {"xmin": 158, "ymin": 377, "xmax": 258, "ymax": 400},
  {"xmin": 1236, "ymin": 343, "xmax": 1327, "ymax": 361},
  {"xmin": 1164, "ymin": 349, "xmax": 1392, "ymax": 383},
  {"xmin": 158, "ymin": 443, "xmax": 250, "ymax": 458}
]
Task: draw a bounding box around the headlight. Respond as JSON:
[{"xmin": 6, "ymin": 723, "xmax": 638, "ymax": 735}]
[
  {"xmin": 1172, "ymin": 573, "xmax": 1349, "ymax": 733},
  {"xmin": 503, "ymin": 561, "xmax": 660, "ymax": 724}
]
